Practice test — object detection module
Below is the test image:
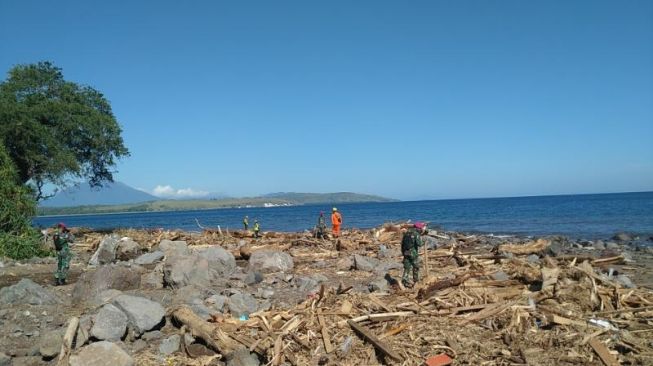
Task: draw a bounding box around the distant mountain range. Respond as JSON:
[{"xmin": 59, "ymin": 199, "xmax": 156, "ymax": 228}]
[{"xmin": 39, "ymin": 182, "xmax": 157, "ymax": 207}]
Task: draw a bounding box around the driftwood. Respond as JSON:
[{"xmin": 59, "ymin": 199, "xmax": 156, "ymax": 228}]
[
  {"xmin": 589, "ymin": 338, "xmax": 619, "ymax": 366},
  {"xmin": 56, "ymin": 317, "xmax": 79, "ymax": 366},
  {"xmin": 417, "ymin": 273, "xmax": 474, "ymax": 300},
  {"xmin": 347, "ymin": 319, "xmax": 403, "ymax": 362},
  {"xmin": 170, "ymin": 306, "xmax": 238, "ymax": 354},
  {"xmin": 499, "ymin": 238, "xmax": 550, "ymax": 255}
]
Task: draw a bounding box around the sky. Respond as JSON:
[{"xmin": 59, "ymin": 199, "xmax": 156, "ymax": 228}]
[{"xmin": 1, "ymin": 0, "xmax": 652, "ymax": 200}]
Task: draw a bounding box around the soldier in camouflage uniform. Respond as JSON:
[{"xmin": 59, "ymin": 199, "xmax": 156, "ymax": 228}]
[
  {"xmin": 401, "ymin": 222, "xmax": 426, "ymax": 288},
  {"xmin": 53, "ymin": 223, "xmax": 74, "ymax": 286}
]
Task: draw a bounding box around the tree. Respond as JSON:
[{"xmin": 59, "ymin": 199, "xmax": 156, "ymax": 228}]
[{"xmin": 0, "ymin": 61, "xmax": 130, "ymax": 200}]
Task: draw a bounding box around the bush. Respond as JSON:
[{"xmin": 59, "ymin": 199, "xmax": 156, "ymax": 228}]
[{"xmin": 0, "ymin": 230, "xmax": 51, "ymax": 260}]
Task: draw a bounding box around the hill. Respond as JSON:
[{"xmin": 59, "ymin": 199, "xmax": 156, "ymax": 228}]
[
  {"xmin": 39, "ymin": 182, "xmax": 157, "ymax": 207},
  {"xmin": 262, "ymin": 192, "xmax": 396, "ymax": 204}
]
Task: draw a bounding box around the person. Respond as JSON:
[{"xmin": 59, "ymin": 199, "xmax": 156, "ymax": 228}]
[
  {"xmin": 253, "ymin": 220, "xmax": 260, "ymax": 238},
  {"xmin": 53, "ymin": 223, "xmax": 74, "ymax": 286},
  {"xmin": 243, "ymin": 216, "xmax": 249, "ymax": 231},
  {"xmin": 315, "ymin": 212, "xmax": 327, "ymax": 239},
  {"xmin": 331, "ymin": 207, "xmax": 342, "ymax": 238},
  {"xmin": 401, "ymin": 222, "xmax": 426, "ymax": 288}
]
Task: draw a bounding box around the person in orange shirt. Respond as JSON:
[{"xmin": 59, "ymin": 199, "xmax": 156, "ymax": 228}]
[{"xmin": 331, "ymin": 207, "xmax": 342, "ymax": 238}]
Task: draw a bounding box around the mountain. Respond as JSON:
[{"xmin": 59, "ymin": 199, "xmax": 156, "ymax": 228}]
[
  {"xmin": 39, "ymin": 181, "xmax": 157, "ymax": 207},
  {"xmin": 261, "ymin": 192, "xmax": 396, "ymax": 204}
]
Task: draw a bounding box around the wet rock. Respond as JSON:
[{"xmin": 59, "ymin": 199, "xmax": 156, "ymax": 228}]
[
  {"xmin": 134, "ymin": 251, "xmax": 164, "ymax": 265},
  {"xmin": 164, "ymin": 255, "xmax": 211, "ymax": 288},
  {"xmin": 116, "ymin": 238, "xmax": 142, "ymax": 261},
  {"xmin": 0, "ymin": 278, "xmax": 60, "ymax": 305},
  {"xmin": 140, "ymin": 263, "xmax": 164, "ymax": 289},
  {"xmin": 70, "ymin": 341, "xmax": 134, "ymax": 366},
  {"xmin": 353, "ymin": 254, "xmax": 380, "ymax": 272},
  {"xmin": 228, "ymin": 293, "xmax": 258, "ymax": 318},
  {"xmin": 206, "ymin": 294, "xmax": 228, "ymax": 312},
  {"xmin": 225, "ymin": 347, "xmax": 260, "ymax": 366},
  {"xmin": 73, "ymin": 265, "xmax": 143, "ymax": 303},
  {"xmin": 89, "ymin": 234, "xmax": 120, "ymax": 265},
  {"xmin": 613, "ymin": 233, "xmax": 633, "ymax": 242},
  {"xmin": 195, "ymin": 246, "xmax": 237, "ymax": 276},
  {"xmin": 159, "ymin": 334, "xmax": 180, "ymax": 355},
  {"xmin": 38, "ymin": 329, "xmax": 62, "ymax": 359},
  {"xmin": 157, "ymin": 240, "xmax": 189, "ymax": 257},
  {"xmin": 112, "ymin": 295, "xmax": 165, "ymax": 335},
  {"xmin": 247, "ymin": 250, "xmax": 294, "ymax": 273},
  {"xmin": 244, "ymin": 271, "xmax": 263, "ymax": 285},
  {"xmin": 526, "ymin": 254, "xmax": 541, "ymax": 264},
  {"xmin": 91, "ymin": 304, "xmax": 128, "ymax": 341}
]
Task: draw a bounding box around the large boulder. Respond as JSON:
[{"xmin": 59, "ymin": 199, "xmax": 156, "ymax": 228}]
[
  {"xmin": 0, "ymin": 278, "xmax": 60, "ymax": 305},
  {"xmin": 157, "ymin": 240, "xmax": 189, "ymax": 257},
  {"xmin": 134, "ymin": 251, "xmax": 164, "ymax": 265},
  {"xmin": 91, "ymin": 304, "xmax": 128, "ymax": 341},
  {"xmin": 228, "ymin": 293, "xmax": 258, "ymax": 318},
  {"xmin": 72, "ymin": 265, "xmax": 143, "ymax": 303},
  {"xmin": 69, "ymin": 341, "xmax": 134, "ymax": 366},
  {"xmin": 38, "ymin": 329, "xmax": 63, "ymax": 359},
  {"xmin": 112, "ymin": 295, "xmax": 165, "ymax": 335},
  {"xmin": 159, "ymin": 335, "xmax": 181, "ymax": 356},
  {"xmin": 247, "ymin": 250, "xmax": 294, "ymax": 273},
  {"xmin": 164, "ymin": 255, "xmax": 211, "ymax": 288},
  {"xmin": 353, "ymin": 254, "xmax": 380, "ymax": 272},
  {"xmin": 195, "ymin": 246, "xmax": 236, "ymax": 276},
  {"xmin": 140, "ymin": 263, "xmax": 164, "ymax": 290},
  {"xmin": 89, "ymin": 235, "xmax": 120, "ymax": 265},
  {"xmin": 116, "ymin": 238, "xmax": 142, "ymax": 261}
]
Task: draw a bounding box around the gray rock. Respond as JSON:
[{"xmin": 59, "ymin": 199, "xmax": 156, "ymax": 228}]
[
  {"xmin": 615, "ymin": 275, "xmax": 636, "ymax": 289},
  {"xmin": 38, "ymin": 330, "xmax": 62, "ymax": 359},
  {"xmin": 206, "ymin": 294, "xmax": 228, "ymax": 312},
  {"xmin": 69, "ymin": 341, "xmax": 134, "ymax": 366},
  {"xmin": 526, "ymin": 254, "xmax": 541, "ymax": 264},
  {"xmin": 132, "ymin": 339, "xmax": 147, "ymax": 353},
  {"xmin": 256, "ymin": 288, "xmax": 275, "ymax": 299},
  {"xmin": 336, "ymin": 257, "xmax": 354, "ymax": 270},
  {"xmin": 247, "ymin": 250, "xmax": 294, "ymax": 273},
  {"xmin": 91, "ymin": 304, "xmax": 128, "ymax": 341},
  {"xmin": 613, "ymin": 233, "xmax": 633, "ymax": 242},
  {"xmin": 353, "ymin": 254, "xmax": 380, "ymax": 272},
  {"xmin": 140, "ymin": 263, "xmax": 164, "ymax": 289},
  {"xmin": 228, "ymin": 293, "xmax": 258, "ymax": 318},
  {"xmin": 606, "ymin": 242, "xmax": 620, "ymax": 250},
  {"xmin": 593, "ymin": 240, "xmax": 606, "ymax": 250},
  {"xmin": 0, "ymin": 352, "xmax": 10, "ymax": 366},
  {"xmin": 142, "ymin": 330, "xmax": 163, "ymax": 341},
  {"xmin": 189, "ymin": 302, "xmax": 216, "ymax": 321},
  {"xmin": 157, "ymin": 240, "xmax": 189, "ymax": 257},
  {"xmin": 225, "ymin": 347, "xmax": 260, "ymax": 366},
  {"xmin": 159, "ymin": 335, "xmax": 180, "ymax": 356},
  {"xmin": 75, "ymin": 315, "xmax": 92, "ymax": 349},
  {"xmin": 116, "ymin": 239, "xmax": 142, "ymax": 261},
  {"xmin": 368, "ymin": 277, "xmax": 389, "ymax": 292},
  {"xmin": 244, "ymin": 271, "xmax": 263, "ymax": 285},
  {"xmin": 73, "ymin": 265, "xmax": 142, "ymax": 303},
  {"xmin": 492, "ymin": 271, "xmax": 510, "ymax": 281},
  {"xmin": 134, "ymin": 251, "xmax": 165, "ymax": 265},
  {"xmin": 0, "ymin": 278, "xmax": 60, "ymax": 305},
  {"xmin": 12, "ymin": 356, "xmax": 42, "ymax": 366},
  {"xmin": 112, "ymin": 295, "xmax": 165, "ymax": 335},
  {"xmin": 89, "ymin": 234, "xmax": 120, "ymax": 265},
  {"xmin": 164, "ymin": 255, "xmax": 211, "ymax": 288},
  {"xmin": 296, "ymin": 276, "xmax": 319, "ymax": 293},
  {"xmin": 195, "ymin": 246, "xmax": 236, "ymax": 276}
]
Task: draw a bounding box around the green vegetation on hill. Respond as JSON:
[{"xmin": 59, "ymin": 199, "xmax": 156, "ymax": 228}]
[{"xmin": 37, "ymin": 192, "xmax": 396, "ymax": 216}]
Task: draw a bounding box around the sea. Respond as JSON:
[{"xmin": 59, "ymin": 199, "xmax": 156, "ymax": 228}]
[{"xmin": 34, "ymin": 192, "xmax": 653, "ymax": 240}]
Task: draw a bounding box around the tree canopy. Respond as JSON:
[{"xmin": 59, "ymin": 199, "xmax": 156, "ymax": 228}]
[{"xmin": 0, "ymin": 61, "xmax": 130, "ymax": 199}]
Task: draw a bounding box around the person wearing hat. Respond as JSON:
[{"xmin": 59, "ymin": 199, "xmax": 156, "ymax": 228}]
[
  {"xmin": 315, "ymin": 212, "xmax": 327, "ymax": 239},
  {"xmin": 253, "ymin": 219, "xmax": 260, "ymax": 238},
  {"xmin": 53, "ymin": 223, "xmax": 74, "ymax": 286},
  {"xmin": 401, "ymin": 222, "xmax": 427, "ymax": 288},
  {"xmin": 243, "ymin": 216, "xmax": 249, "ymax": 231},
  {"xmin": 331, "ymin": 207, "xmax": 342, "ymax": 238}
]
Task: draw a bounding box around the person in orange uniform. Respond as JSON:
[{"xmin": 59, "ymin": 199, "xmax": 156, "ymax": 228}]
[{"xmin": 331, "ymin": 207, "xmax": 342, "ymax": 238}]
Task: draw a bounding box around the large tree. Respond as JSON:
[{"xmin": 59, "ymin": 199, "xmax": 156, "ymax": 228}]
[{"xmin": 0, "ymin": 61, "xmax": 129, "ymax": 199}]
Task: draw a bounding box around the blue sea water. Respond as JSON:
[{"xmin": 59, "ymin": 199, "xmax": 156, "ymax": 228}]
[{"xmin": 34, "ymin": 192, "xmax": 653, "ymax": 239}]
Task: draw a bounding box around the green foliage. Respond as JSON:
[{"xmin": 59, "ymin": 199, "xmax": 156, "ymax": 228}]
[
  {"xmin": 0, "ymin": 230, "xmax": 51, "ymax": 260},
  {"xmin": 0, "ymin": 61, "xmax": 130, "ymax": 199}
]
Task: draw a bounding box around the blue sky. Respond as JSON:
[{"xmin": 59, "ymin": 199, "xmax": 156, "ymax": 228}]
[{"xmin": 1, "ymin": 0, "xmax": 652, "ymax": 200}]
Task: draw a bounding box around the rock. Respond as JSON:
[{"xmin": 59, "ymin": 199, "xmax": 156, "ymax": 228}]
[
  {"xmin": 75, "ymin": 315, "xmax": 92, "ymax": 349},
  {"xmin": 69, "ymin": 341, "xmax": 134, "ymax": 366},
  {"xmin": 159, "ymin": 335, "xmax": 180, "ymax": 355},
  {"xmin": 336, "ymin": 257, "xmax": 354, "ymax": 271},
  {"xmin": 296, "ymin": 276, "xmax": 320, "ymax": 293},
  {"xmin": 492, "ymin": 271, "xmax": 510, "ymax": 281},
  {"xmin": 206, "ymin": 294, "xmax": 228, "ymax": 312},
  {"xmin": 157, "ymin": 240, "xmax": 189, "ymax": 257},
  {"xmin": 134, "ymin": 251, "xmax": 165, "ymax": 265},
  {"xmin": 12, "ymin": 356, "xmax": 42, "ymax": 366},
  {"xmin": 247, "ymin": 250, "xmax": 294, "ymax": 273},
  {"xmin": 195, "ymin": 246, "xmax": 237, "ymax": 276},
  {"xmin": 116, "ymin": 238, "xmax": 142, "ymax": 261},
  {"xmin": 353, "ymin": 254, "xmax": 380, "ymax": 272},
  {"xmin": 606, "ymin": 242, "xmax": 620, "ymax": 250},
  {"xmin": 225, "ymin": 347, "xmax": 260, "ymax": 366},
  {"xmin": 244, "ymin": 271, "xmax": 263, "ymax": 285},
  {"xmin": 140, "ymin": 263, "xmax": 164, "ymax": 289},
  {"xmin": 526, "ymin": 254, "xmax": 541, "ymax": 264},
  {"xmin": 38, "ymin": 330, "xmax": 62, "ymax": 359},
  {"xmin": 190, "ymin": 301, "xmax": 216, "ymax": 321},
  {"xmin": 132, "ymin": 339, "xmax": 147, "ymax": 353},
  {"xmin": 615, "ymin": 275, "xmax": 636, "ymax": 289},
  {"xmin": 0, "ymin": 278, "xmax": 60, "ymax": 305},
  {"xmin": 164, "ymin": 255, "xmax": 211, "ymax": 288},
  {"xmin": 112, "ymin": 295, "xmax": 165, "ymax": 335},
  {"xmin": 91, "ymin": 304, "xmax": 128, "ymax": 341},
  {"xmin": 0, "ymin": 352, "xmax": 9, "ymax": 366},
  {"xmin": 228, "ymin": 293, "xmax": 258, "ymax": 318},
  {"xmin": 368, "ymin": 277, "xmax": 389, "ymax": 292},
  {"xmin": 142, "ymin": 330, "xmax": 163, "ymax": 341},
  {"xmin": 73, "ymin": 265, "xmax": 143, "ymax": 303},
  {"xmin": 546, "ymin": 241, "xmax": 563, "ymax": 257},
  {"xmin": 594, "ymin": 240, "xmax": 606, "ymax": 250},
  {"xmin": 613, "ymin": 233, "xmax": 633, "ymax": 242},
  {"xmin": 89, "ymin": 234, "xmax": 120, "ymax": 265}
]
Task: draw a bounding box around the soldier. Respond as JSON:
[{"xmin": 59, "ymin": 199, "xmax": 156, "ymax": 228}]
[
  {"xmin": 315, "ymin": 211, "xmax": 327, "ymax": 239},
  {"xmin": 253, "ymin": 220, "xmax": 260, "ymax": 238},
  {"xmin": 401, "ymin": 222, "xmax": 426, "ymax": 288},
  {"xmin": 53, "ymin": 223, "xmax": 74, "ymax": 286},
  {"xmin": 243, "ymin": 216, "xmax": 249, "ymax": 231}
]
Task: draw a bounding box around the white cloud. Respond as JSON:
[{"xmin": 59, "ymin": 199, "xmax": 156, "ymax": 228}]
[{"xmin": 152, "ymin": 185, "xmax": 209, "ymax": 199}]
